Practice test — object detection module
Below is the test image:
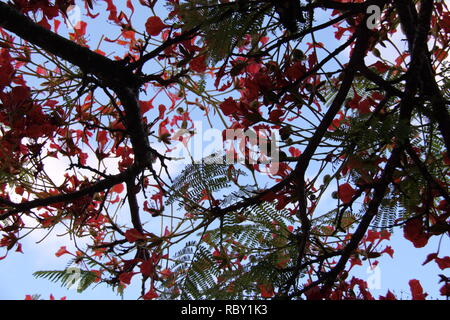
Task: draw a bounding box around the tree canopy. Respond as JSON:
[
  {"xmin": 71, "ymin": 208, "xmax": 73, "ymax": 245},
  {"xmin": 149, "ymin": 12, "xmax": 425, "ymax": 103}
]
[{"xmin": 0, "ymin": 0, "xmax": 449, "ymax": 300}]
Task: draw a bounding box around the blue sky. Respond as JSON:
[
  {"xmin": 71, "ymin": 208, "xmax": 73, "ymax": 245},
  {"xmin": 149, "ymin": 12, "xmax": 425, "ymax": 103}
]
[{"xmin": 0, "ymin": 0, "xmax": 448, "ymax": 300}]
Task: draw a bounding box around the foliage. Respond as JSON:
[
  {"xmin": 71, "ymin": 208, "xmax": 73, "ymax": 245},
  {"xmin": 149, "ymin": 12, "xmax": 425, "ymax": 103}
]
[{"xmin": 0, "ymin": 0, "xmax": 448, "ymax": 300}]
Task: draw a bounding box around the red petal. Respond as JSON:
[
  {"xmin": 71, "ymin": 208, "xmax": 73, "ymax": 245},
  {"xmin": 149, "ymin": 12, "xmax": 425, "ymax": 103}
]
[
  {"xmin": 111, "ymin": 183, "xmax": 125, "ymax": 194},
  {"xmin": 304, "ymin": 286, "xmax": 323, "ymax": 300},
  {"xmin": 258, "ymin": 283, "xmax": 274, "ymax": 298},
  {"xmin": 422, "ymin": 253, "xmax": 438, "ymax": 266},
  {"xmin": 440, "ymin": 283, "xmax": 450, "ymax": 297},
  {"xmin": 435, "ymin": 256, "xmax": 450, "ymax": 270},
  {"xmin": 145, "ymin": 16, "xmax": 166, "ymax": 36},
  {"xmin": 143, "ymin": 288, "xmax": 158, "ymax": 300},
  {"xmin": 119, "ymin": 272, "xmax": 136, "ymax": 285},
  {"xmin": 337, "ymin": 183, "xmax": 355, "ymax": 204},
  {"xmin": 404, "ymin": 218, "xmax": 429, "ymax": 248},
  {"xmin": 190, "ymin": 55, "xmax": 207, "ymax": 73},
  {"xmin": 55, "ymin": 246, "xmax": 70, "ymax": 257},
  {"xmin": 125, "ymin": 229, "xmax": 146, "ymax": 242},
  {"xmin": 288, "ymin": 147, "xmax": 301, "ymax": 157},
  {"xmin": 409, "ymin": 279, "xmax": 427, "ymax": 300},
  {"xmin": 379, "ymin": 290, "xmax": 397, "ymax": 300},
  {"xmin": 382, "ymin": 246, "xmax": 394, "ymax": 258},
  {"xmin": 140, "ymin": 259, "xmax": 155, "ymax": 278},
  {"xmin": 219, "ymin": 97, "xmax": 239, "ymax": 116}
]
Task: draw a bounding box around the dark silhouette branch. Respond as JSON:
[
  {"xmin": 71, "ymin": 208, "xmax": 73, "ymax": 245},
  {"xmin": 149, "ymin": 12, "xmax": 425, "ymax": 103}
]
[{"xmin": 0, "ymin": 164, "xmax": 143, "ymax": 221}]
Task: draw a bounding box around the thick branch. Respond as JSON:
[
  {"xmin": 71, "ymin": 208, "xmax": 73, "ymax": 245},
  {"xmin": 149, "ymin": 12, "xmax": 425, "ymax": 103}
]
[
  {"xmin": 126, "ymin": 179, "xmax": 144, "ymax": 233},
  {"xmin": 0, "ymin": 165, "xmax": 142, "ymax": 220},
  {"xmin": 282, "ymin": 20, "xmax": 373, "ymax": 296}
]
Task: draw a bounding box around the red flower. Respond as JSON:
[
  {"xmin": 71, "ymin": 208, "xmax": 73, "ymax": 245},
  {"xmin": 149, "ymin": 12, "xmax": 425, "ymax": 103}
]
[
  {"xmin": 124, "ymin": 229, "xmax": 146, "ymax": 242},
  {"xmin": 435, "ymin": 256, "xmax": 450, "ymax": 270},
  {"xmin": 286, "ymin": 62, "xmax": 305, "ymax": 81},
  {"xmin": 381, "ymin": 246, "xmax": 394, "ymax": 258},
  {"xmin": 140, "ymin": 259, "xmax": 155, "ymax": 278},
  {"xmin": 55, "ymin": 246, "xmax": 71, "ymax": 257},
  {"xmin": 0, "ymin": 49, "xmax": 14, "ymax": 88},
  {"xmin": 440, "ymin": 283, "xmax": 450, "ymax": 297},
  {"xmin": 15, "ymin": 186, "xmax": 25, "ymax": 195},
  {"xmin": 288, "ymin": 147, "xmax": 301, "ymax": 157},
  {"xmin": 379, "ymin": 230, "xmax": 391, "ymax": 241},
  {"xmin": 350, "ymin": 257, "xmax": 362, "ymax": 269},
  {"xmin": 357, "ymin": 99, "xmax": 372, "ymax": 114},
  {"xmin": 158, "ymin": 104, "xmax": 166, "ymax": 119},
  {"xmin": 111, "ymin": 183, "xmax": 125, "ymax": 194},
  {"xmin": 145, "ymin": 16, "xmax": 166, "ymax": 36},
  {"xmin": 379, "ymin": 290, "xmax": 397, "ymax": 300},
  {"xmin": 366, "ymin": 230, "xmax": 380, "ymax": 243},
  {"xmin": 409, "ymin": 279, "xmax": 427, "ymax": 300},
  {"xmin": 422, "ymin": 253, "xmax": 438, "ymax": 266},
  {"xmin": 74, "ymin": 21, "xmax": 87, "ymax": 37},
  {"xmin": 143, "ymin": 288, "xmax": 158, "ymax": 300},
  {"xmin": 371, "ymin": 61, "xmax": 390, "ymax": 73},
  {"xmin": 219, "ymin": 97, "xmax": 239, "ymax": 116},
  {"xmin": 119, "ymin": 272, "xmax": 137, "ymax": 285},
  {"xmin": 160, "ymin": 269, "xmax": 173, "ymax": 278},
  {"xmin": 404, "ymin": 218, "xmax": 429, "ymax": 248},
  {"xmin": 190, "ymin": 55, "xmax": 207, "ymax": 73},
  {"xmin": 269, "ymin": 109, "xmax": 284, "ymax": 122},
  {"xmin": 422, "ymin": 253, "xmax": 450, "ymax": 270},
  {"xmin": 304, "ymin": 286, "xmax": 323, "ymax": 300},
  {"xmin": 96, "ymin": 130, "xmax": 108, "ymax": 148},
  {"xmin": 258, "ymin": 283, "xmax": 274, "ymax": 298},
  {"xmin": 337, "ymin": 183, "xmax": 355, "ymax": 204}
]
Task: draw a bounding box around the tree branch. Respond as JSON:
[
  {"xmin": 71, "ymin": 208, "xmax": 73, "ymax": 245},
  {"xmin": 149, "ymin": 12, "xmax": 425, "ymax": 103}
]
[{"xmin": 0, "ymin": 164, "xmax": 143, "ymax": 221}]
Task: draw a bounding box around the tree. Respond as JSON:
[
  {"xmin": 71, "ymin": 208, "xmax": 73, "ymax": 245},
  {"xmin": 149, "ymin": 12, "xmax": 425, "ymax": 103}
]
[{"xmin": 0, "ymin": 0, "xmax": 449, "ymax": 300}]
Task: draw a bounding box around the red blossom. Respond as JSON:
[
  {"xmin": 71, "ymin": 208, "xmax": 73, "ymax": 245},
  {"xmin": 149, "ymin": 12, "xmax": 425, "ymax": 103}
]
[
  {"xmin": 55, "ymin": 246, "xmax": 71, "ymax": 257},
  {"xmin": 404, "ymin": 218, "xmax": 429, "ymax": 248},
  {"xmin": 143, "ymin": 288, "xmax": 158, "ymax": 300},
  {"xmin": 258, "ymin": 283, "xmax": 274, "ymax": 298},
  {"xmin": 425, "ymin": 255, "xmax": 450, "ymax": 270},
  {"xmin": 409, "ymin": 279, "xmax": 427, "ymax": 300},
  {"xmin": 111, "ymin": 183, "xmax": 125, "ymax": 194},
  {"xmin": 304, "ymin": 286, "xmax": 323, "ymax": 300},
  {"xmin": 119, "ymin": 272, "xmax": 137, "ymax": 285},
  {"xmin": 190, "ymin": 55, "xmax": 207, "ymax": 73},
  {"xmin": 140, "ymin": 259, "xmax": 156, "ymax": 278},
  {"xmin": 435, "ymin": 257, "xmax": 450, "ymax": 270},
  {"xmin": 379, "ymin": 290, "xmax": 397, "ymax": 300},
  {"xmin": 219, "ymin": 97, "xmax": 239, "ymax": 116},
  {"xmin": 288, "ymin": 147, "xmax": 301, "ymax": 157},
  {"xmin": 337, "ymin": 183, "xmax": 355, "ymax": 204},
  {"xmin": 145, "ymin": 16, "xmax": 166, "ymax": 36},
  {"xmin": 440, "ymin": 283, "xmax": 450, "ymax": 297},
  {"xmin": 124, "ymin": 229, "xmax": 146, "ymax": 242},
  {"xmin": 381, "ymin": 246, "xmax": 394, "ymax": 258}
]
